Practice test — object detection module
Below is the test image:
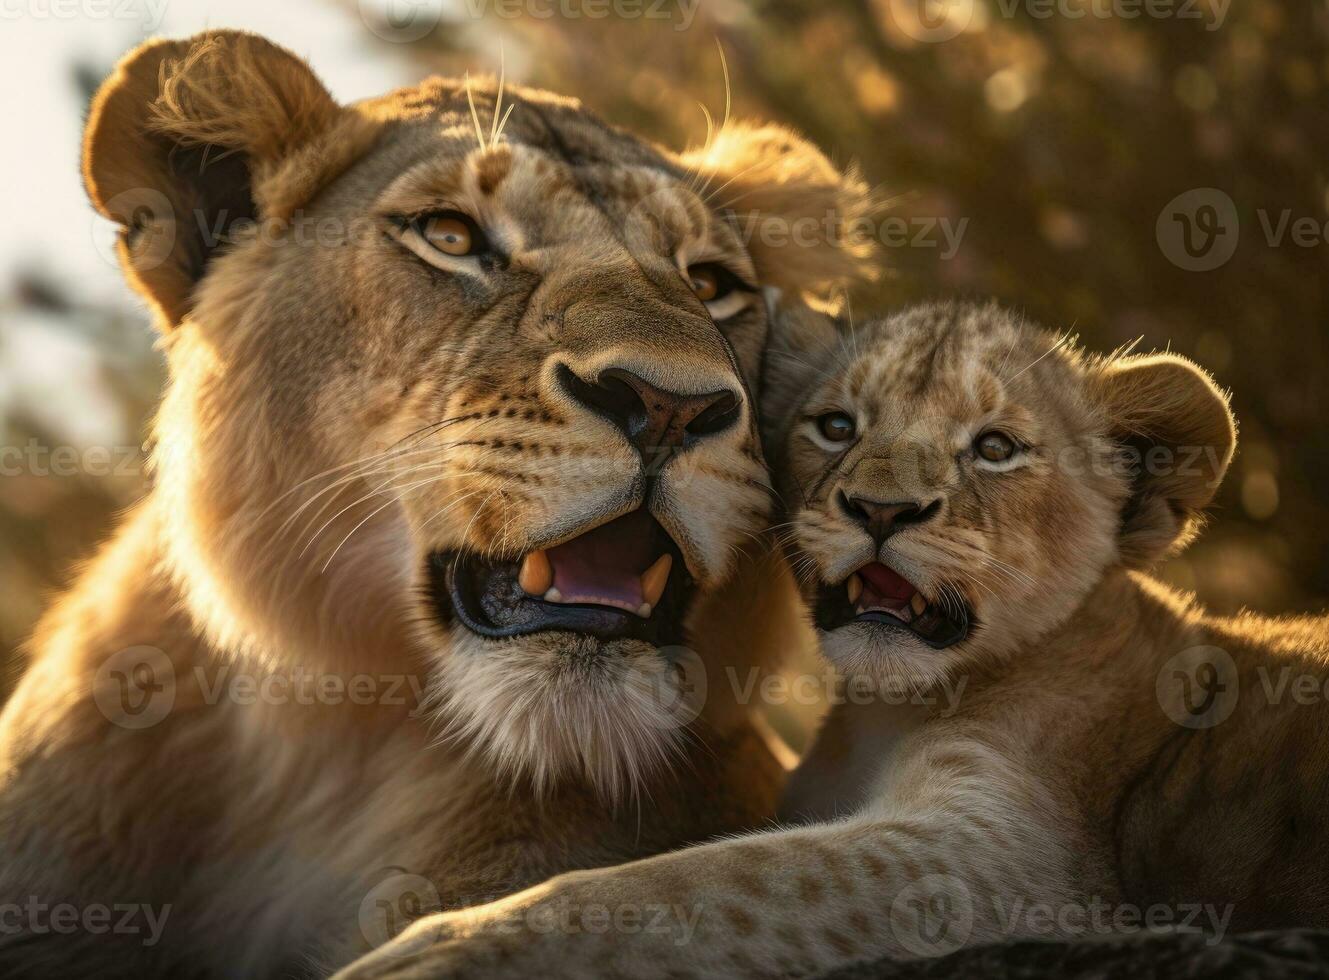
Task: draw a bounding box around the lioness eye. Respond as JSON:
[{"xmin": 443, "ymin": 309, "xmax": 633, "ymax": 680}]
[
  {"xmin": 818, "ymin": 412, "xmax": 857, "ymax": 443},
  {"xmin": 684, "ymin": 263, "xmax": 752, "ymax": 321},
  {"xmin": 417, "ymin": 212, "xmax": 482, "ymax": 257},
  {"xmin": 688, "ymin": 264, "xmax": 722, "ymax": 302},
  {"xmin": 976, "ymin": 431, "xmax": 1016, "ymax": 462}
]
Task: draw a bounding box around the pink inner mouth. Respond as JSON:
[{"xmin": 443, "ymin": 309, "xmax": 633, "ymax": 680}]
[
  {"xmin": 858, "ymin": 561, "xmax": 916, "ymax": 611},
  {"xmin": 546, "ymin": 510, "xmax": 657, "ymax": 613}
]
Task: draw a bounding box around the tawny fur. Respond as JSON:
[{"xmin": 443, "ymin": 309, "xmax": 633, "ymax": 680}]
[
  {"xmin": 340, "ymin": 302, "xmax": 1329, "ymax": 979},
  {"xmin": 0, "ymin": 30, "xmax": 872, "ymax": 976}
]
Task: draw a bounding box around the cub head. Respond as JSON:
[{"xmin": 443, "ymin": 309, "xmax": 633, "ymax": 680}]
[
  {"xmin": 84, "ymin": 31, "xmax": 872, "ymax": 795},
  {"xmin": 766, "ymin": 301, "xmax": 1236, "ymax": 692}
]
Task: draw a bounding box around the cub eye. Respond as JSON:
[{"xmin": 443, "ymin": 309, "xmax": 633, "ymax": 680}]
[
  {"xmin": 415, "ymin": 211, "xmax": 485, "ymax": 257},
  {"xmin": 817, "ymin": 412, "xmax": 857, "ymax": 444},
  {"xmin": 975, "ymin": 431, "xmax": 1017, "ymax": 462}
]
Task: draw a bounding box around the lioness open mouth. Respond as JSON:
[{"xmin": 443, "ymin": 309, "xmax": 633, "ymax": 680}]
[
  {"xmin": 428, "ymin": 509, "xmax": 692, "ymax": 647},
  {"xmin": 814, "ymin": 561, "xmax": 971, "ymax": 649}
]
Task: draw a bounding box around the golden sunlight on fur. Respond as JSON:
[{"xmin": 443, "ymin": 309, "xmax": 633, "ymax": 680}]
[
  {"xmin": 0, "ymin": 30, "xmax": 870, "ymax": 975},
  {"xmin": 340, "ymin": 302, "xmax": 1329, "ymax": 979}
]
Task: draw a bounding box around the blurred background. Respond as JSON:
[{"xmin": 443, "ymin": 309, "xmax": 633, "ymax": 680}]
[{"xmin": 1, "ymin": 0, "xmax": 1325, "ymax": 717}]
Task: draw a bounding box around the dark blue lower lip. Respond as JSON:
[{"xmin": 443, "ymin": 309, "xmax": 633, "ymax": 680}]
[
  {"xmin": 855, "ymin": 607, "xmax": 970, "ymax": 649},
  {"xmin": 426, "ymin": 526, "xmax": 690, "ymax": 647},
  {"xmin": 813, "ymin": 583, "xmax": 972, "ymax": 650}
]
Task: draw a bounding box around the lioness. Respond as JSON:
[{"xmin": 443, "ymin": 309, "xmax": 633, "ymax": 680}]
[
  {"xmin": 0, "ymin": 32, "xmax": 871, "ymax": 975},
  {"xmin": 340, "ymin": 302, "xmax": 1329, "ymax": 978}
]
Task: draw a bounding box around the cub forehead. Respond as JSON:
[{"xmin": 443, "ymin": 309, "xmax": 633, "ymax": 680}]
[{"xmin": 853, "ymin": 304, "xmax": 1068, "ymax": 392}]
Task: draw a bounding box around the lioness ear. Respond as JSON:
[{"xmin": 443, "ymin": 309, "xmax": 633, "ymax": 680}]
[
  {"xmin": 83, "ymin": 31, "xmax": 379, "ymax": 328},
  {"xmin": 1091, "ymin": 352, "xmax": 1237, "ymax": 568},
  {"xmin": 679, "ymin": 124, "xmax": 876, "ymax": 296}
]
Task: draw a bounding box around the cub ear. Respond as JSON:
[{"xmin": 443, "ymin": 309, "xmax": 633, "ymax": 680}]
[
  {"xmin": 678, "ymin": 123, "xmax": 876, "ymax": 296},
  {"xmin": 83, "ymin": 31, "xmax": 379, "ymax": 328},
  {"xmin": 1090, "ymin": 352, "xmax": 1237, "ymax": 568}
]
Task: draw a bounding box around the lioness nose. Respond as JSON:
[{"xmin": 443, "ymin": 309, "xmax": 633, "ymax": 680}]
[
  {"xmin": 557, "ymin": 364, "xmax": 740, "ymax": 459},
  {"xmin": 840, "ymin": 492, "xmax": 940, "ymax": 545}
]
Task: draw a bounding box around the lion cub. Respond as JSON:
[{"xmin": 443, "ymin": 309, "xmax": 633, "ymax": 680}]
[{"xmin": 340, "ymin": 301, "xmax": 1329, "ymax": 979}]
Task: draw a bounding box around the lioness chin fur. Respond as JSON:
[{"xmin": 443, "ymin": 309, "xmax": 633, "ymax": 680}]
[{"xmin": 0, "ymin": 30, "xmax": 870, "ymax": 976}]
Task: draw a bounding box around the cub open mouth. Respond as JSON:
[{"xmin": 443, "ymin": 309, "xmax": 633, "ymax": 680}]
[
  {"xmin": 814, "ymin": 561, "xmax": 971, "ymax": 650},
  {"xmin": 428, "ymin": 509, "xmax": 692, "ymax": 647}
]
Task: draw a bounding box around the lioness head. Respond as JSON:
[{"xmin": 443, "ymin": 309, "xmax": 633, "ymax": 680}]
[
  {"xmin": 84, "ymin": 31, "xmax": 871, "ymax": 794},
  {"xmin": 766, "ymin": 301, "xmax": 1236, "ymax": 692}
]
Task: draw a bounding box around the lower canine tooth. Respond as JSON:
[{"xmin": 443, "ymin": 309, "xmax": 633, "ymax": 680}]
[
  {"xmin": 636, "ymin": 602, "xmax": 652, "ymax": 618},
  {"xmin": 847, "ymin": 573, "xmax": 863, "ymax": 605},
  {"xmin": 519, "ymin": 550, "xmax": 553, "ymax": 596},
  {"xmin": 543, "ymin": 587, "xmax": 564, "ymax": 603},
  {"xmin": 640, "ymin": 553, "xmax": 673, "ymax": 608},
  {"xmin": 910, "ymin": 592, "xmax": 927, "ymax": 615}
]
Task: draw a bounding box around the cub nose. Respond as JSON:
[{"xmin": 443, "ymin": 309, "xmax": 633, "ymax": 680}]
[
  {"xmin": 556, "ymin": 364, "xmax": 741, "ymax": 463},
  {"xmin": 839, "ymin": 491, "xmax": 941, "ymax": 545}
]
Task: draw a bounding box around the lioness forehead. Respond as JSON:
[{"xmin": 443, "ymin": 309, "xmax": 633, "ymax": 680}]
[
  {"xmin": 354, "ymin": 79, "xmax": 753, "ymax": 274},
  {"xmin": 363, "ymin": 79, "xmax": 677, "ymax": 210}
]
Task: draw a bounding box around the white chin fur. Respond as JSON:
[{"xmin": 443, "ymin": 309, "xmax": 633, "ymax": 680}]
[
  {"xmin": 430, "ymin": 630, "xmax": 690, "ymax": 802},
  {"xmin": 819, "ymin": 622, "xmax": 959, "ymax": 698}
]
